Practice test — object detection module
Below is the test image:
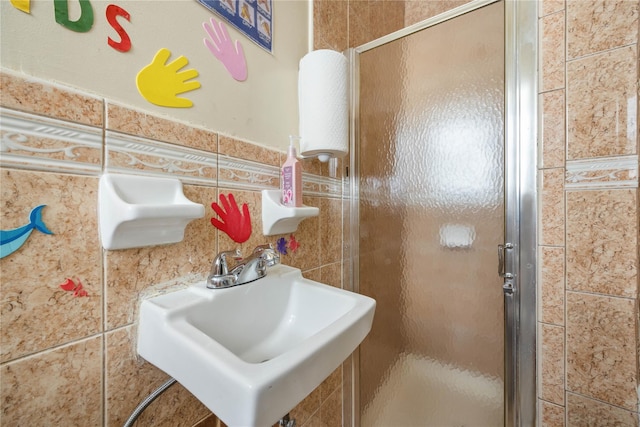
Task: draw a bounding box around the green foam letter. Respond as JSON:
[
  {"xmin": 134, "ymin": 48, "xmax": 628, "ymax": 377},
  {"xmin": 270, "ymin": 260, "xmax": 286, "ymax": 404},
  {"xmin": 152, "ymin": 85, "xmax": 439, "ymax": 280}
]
[{"xmin": 54, "ymin": 0, "xmax": 94, "ymax": 33}]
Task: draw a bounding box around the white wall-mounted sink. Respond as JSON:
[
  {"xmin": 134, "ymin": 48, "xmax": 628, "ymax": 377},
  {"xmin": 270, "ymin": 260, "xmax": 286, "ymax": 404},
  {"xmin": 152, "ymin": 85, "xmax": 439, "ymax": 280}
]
[{"xmin": 137, "ymin": 264, "xmax": 375, "ymax": 427}]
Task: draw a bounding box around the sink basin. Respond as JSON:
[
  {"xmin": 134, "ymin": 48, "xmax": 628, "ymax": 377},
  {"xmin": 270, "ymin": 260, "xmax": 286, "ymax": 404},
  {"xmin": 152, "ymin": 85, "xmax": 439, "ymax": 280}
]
[{"xmin": 137, "ymin": 264, "xmax": 375, "ymax": 427}]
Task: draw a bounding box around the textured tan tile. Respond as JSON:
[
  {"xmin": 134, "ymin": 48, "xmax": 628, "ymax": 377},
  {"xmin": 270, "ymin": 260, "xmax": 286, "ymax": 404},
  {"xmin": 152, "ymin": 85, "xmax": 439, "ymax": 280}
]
[
  {"xmin": 318, "ymin": 388, "xmax": 342, "ymax": 427},
  {"xmin": 348, "ymin": 1, "xmax": 371, "ymax": 48},
  {"xmin": 539, "ymin": 323, "xmax": 565, "ymax": 405},
  {"xmin": 105, "ymin": 185, "xmax": 217, "ymax": 330},
  {"xmin": 369, "ymin": 0, "xmax": 405, "ymax": 42},
  {"xmin": 193, "ymin": 415, "xmax": 219, "ymax": 427},
  {"xmin": 303, "ymin": 267, "xmax": 322, "ymax": 282},
  {"xmin": 539, "ymin": 246, "xmax": 565, "ymax": 325},
  {"xmin": 540, "ymin": 0, "xmax": 565, "ymax": 17},
  {"xmin": 404, "ymin": 0, "xmax": 470, "ymax": 26},
  {"xmin": 540, "ymin": 11, "xmax": 565, "ymax": 92},
  {"xmin": 0, "ymin": 170, "xmax": 102, "ymax": 362},
  {"xmin": 566, "ymin": 292, "xmax": 637, "ymax": 411},
  {"xmin": 105, "ymin": 326, "xmax": 169, "ymax": 426},
  {"xmin": 0, "ymin": 71, "xmax": 103, "ymax": 126},
  {"xmin": 566, "ymin": 190, "xmax": 637, "ymax": 298},
  {"xmin": 313, "ymin": 0, "xmax": 349, "ymax": 51},
  {"xmin": 218, "ymin": 135, "xmax": 280, "ymax": 166},
  {"xmin": 540, "ymin": 90, "xmax": 566, "ymax": 169},
  {"xmin": 106, "ymin": 327, "xmax": 211, "ymax": 427},
  {"xmin": 1, "ymin": 336, "xmax": 102, "ymax": 425},
  {"xmin": 106, "ymin": 103, "xmax": 218, "ymax": 152},
  {"xmin": 341, "ymin": 356, "xmax": 353, "ymax": 423},
  {"xmin": 567, "ymin": 0, "xmax": 639, "ymax": 59},
  {"xmin": 539, "ymin": 400, "xmax": 565, "ymax": 427},
  {"xmin": 382, "ymin": 0, "xmax": 405, "ymax": 38},
  {"xmin": 567, "ymin": 46, "xmax": 637, "ymax": 159},
  {"xmin": 539, "ymin": 168, "xmax": 565, "ymax": 246},
  {"xmin": 319, "ymin": 366, "xmax": 342, "ymax": 401},
  {"xmin": 320, "ymin": 197, "xmax": 343, "ymax": 265},
  {"xmin": 320, "ymin": 262, "xmax": 343, "ymax": 288},
  {"xmin": 301, "ymin": 157, "xmax": 323, "ymax": 177},
  {"xmin": 567, "ymin": 392, "xmax": 639, "ymax": 427},
  {"xmin": 369, "ymin": 0, "xmax": 387, "ymax": 42},
  {"xmin": 289, "ymin": 386, "xmax": 322, "ymax": 427}
]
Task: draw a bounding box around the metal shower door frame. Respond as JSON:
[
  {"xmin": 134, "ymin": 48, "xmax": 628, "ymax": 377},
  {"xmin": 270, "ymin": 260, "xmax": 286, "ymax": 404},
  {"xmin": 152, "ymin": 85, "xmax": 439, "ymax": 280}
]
[{"xmin": 345, "ymin": 1, "xmax": 538, "ymax": 425}]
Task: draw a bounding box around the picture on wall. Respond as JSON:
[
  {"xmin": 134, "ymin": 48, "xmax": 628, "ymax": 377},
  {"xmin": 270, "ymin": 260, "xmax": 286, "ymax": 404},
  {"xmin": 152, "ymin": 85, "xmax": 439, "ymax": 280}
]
[{"xmin": 197, "ymin": 0, "xmax": 273, "ymax": 53}]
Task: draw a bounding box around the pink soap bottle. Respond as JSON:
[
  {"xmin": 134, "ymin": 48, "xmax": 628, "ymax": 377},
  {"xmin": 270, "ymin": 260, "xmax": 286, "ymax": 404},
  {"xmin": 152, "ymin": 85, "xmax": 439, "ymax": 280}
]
[{"xmin": 281, "ymin": 136, "xmax": 302, "ymax": 207}]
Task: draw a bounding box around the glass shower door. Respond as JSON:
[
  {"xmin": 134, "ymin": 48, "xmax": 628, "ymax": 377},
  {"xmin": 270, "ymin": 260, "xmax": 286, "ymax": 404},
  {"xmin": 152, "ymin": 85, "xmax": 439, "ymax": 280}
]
[{"xmin": 356, "ymin": 2, "xmax": 505, "ymax": 425}]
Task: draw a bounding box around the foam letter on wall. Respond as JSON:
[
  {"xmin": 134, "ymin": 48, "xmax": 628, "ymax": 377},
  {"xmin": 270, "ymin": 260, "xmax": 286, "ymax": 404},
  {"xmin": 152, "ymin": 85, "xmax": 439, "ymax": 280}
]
[
  {"xmin": 10, "ymin": 0, "xmax": 30, "ymax": 13},
  {"xmin": 106, "ymin": 4, "xmax": 131, "ymax": 52},
  {"xmin": 54, "ymin": 0, "xmax": 94, "ymax": 33}
]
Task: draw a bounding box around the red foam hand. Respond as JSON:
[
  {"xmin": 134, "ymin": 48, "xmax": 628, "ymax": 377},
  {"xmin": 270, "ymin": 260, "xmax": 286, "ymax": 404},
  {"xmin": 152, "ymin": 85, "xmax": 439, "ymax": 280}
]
[{"xmin": 210, "ymin": 193, "xmax": 252, "ymax": 243}]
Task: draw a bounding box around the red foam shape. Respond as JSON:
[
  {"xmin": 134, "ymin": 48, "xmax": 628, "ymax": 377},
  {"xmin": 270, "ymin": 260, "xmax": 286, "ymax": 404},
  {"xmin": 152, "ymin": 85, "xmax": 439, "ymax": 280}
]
[{"xmin": 210, "ymin": 193, "xmax": 252, "ymax": 243}]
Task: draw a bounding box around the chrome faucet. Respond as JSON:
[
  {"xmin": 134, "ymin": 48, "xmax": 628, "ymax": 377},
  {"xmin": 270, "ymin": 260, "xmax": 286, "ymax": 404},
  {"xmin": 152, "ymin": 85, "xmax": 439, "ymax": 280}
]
[{"xmin": 207, "ymin": 244, "xmax": 280, "ymax": 289}]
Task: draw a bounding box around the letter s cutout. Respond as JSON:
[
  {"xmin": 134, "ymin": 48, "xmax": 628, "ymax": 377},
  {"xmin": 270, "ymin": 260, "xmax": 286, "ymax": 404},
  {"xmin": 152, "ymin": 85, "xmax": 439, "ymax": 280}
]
[{"xmin": 106, "ymin": 4, "xmax": 131, "ymax": 52}]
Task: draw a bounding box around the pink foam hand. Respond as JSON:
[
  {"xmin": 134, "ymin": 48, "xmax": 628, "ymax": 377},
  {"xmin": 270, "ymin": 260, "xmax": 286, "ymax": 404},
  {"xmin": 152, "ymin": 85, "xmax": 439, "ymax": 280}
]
[
  {"xmin": 203, "ymin": 18, "xmax": 248, "ymax": 82},
  {"xmin": 210, "ymin": 193, "xmax": 252, "ymax": 243}
]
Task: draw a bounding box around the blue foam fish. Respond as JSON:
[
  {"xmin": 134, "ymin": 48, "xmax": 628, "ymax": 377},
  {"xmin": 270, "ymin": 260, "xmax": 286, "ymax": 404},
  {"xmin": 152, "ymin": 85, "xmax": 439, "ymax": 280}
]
[{"xmin": 1, "ymin": 205, "xmax": 54, "ymax": 259}]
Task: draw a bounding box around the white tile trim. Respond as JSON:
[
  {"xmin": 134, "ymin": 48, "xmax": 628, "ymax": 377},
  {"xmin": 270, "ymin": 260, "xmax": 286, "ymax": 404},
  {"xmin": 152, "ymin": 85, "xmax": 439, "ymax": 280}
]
[
  {"xmin": 0, "ymin": 107, "xmax": 102, "ymax": 174},
  {"xmin": 566, "ymin": 155, "xmax": 638, "ymax": 189}
]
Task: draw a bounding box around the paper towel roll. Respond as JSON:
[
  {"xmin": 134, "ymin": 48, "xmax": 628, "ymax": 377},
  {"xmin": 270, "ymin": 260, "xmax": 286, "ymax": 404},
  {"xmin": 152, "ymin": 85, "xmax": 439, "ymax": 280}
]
[{"xmin": 298, "ymin": 50, "xmax": 348, "ymax": 161}]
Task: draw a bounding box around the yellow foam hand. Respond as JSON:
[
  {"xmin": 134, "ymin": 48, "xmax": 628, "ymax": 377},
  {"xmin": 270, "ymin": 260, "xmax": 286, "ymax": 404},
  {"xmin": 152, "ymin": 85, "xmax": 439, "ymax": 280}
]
[
  {"xmin": 10, "ymin": 0, "xmax": 30, "ymax": 13},
  {"xmin": 136, "ymin": 48, "xmax": 201, "ymax": 108}
]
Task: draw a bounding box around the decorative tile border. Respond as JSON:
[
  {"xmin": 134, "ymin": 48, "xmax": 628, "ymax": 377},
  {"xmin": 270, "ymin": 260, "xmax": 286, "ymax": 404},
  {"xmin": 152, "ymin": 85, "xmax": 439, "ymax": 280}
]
[
  {"xmin": 0, "ymin": 107, "xmax": 102, "ymax": 174},
  {"xmin": 218, "ymin": 154, "xmax": 279, "ymax": 191},
  {"xmin": 565, "ymin": 155, "xmax": 638, "ymax": 190},
  {"xmin": 303, "ymin": 172, "xmax": 342, "ymax": 198},
  {"xmin": 1, "ymin": 107, "xmax": 342, "ymax": 198},
  {"xmin": 218, "ymin": 155, "xmax": 343, "ymax": 197},
  {"xmin": 105, "ymin": 130, "xmax": 217, "ymax": 185}
]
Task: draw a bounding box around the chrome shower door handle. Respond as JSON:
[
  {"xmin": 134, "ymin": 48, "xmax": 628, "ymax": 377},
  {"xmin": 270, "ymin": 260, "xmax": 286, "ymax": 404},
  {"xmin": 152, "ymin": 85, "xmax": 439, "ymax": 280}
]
[
  {"xmin": 498, "ymin": 243, "xmax": 514, "ymax": 279},
  {"xmin": 498, "ymin": 242, "xmax": 515, "ymax": 296}
]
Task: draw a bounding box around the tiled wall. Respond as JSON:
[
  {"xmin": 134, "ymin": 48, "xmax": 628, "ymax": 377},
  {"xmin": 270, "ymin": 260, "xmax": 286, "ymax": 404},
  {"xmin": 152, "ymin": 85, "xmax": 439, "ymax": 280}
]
[
  {"xmin": 6, "ymin": 0, "xmax": 632, "ymax": 425},
  {"xmin": 0, "ymin": 70, "xmax": 345, "ymax": 426},
  {"xmin": 538, "ymin": 0, "xmax": 639, "ymax": 425}
]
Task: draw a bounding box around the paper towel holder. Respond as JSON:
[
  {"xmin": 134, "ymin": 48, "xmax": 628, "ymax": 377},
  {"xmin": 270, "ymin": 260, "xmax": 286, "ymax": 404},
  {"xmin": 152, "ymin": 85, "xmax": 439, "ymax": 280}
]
[
  {"xmin": 298, "ymin": 49, "xmax": 349, "ymax": 163},
  {"xmin": 300, "ymin": 151, "xmax": 338, "ymax": 163}
]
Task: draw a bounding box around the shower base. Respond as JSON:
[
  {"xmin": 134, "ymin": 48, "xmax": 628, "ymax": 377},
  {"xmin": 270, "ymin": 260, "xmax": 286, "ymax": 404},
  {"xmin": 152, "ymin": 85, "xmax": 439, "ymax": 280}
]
[{"xmin": 361, "ymin": 353, "xmax": 503, "ymax": 426}]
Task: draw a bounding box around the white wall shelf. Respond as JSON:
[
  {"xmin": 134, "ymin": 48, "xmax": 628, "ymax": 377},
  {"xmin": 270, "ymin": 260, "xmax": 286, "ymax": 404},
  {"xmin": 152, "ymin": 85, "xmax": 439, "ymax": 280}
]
[
  {"xmin": 261, "ymin": 190, "xmax": 319, "ymax": 236},
  {"xmin": 99, "ymin": 173, "xmax": 204, "ymax": 250}
]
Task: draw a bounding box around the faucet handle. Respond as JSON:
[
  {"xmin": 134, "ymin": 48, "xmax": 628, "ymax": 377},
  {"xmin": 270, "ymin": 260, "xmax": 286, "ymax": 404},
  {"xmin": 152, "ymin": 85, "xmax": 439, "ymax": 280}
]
[
  {"xmin": 212, "ymin": 249, "xmax": 242, "ymax": 275},
  {"xmin": 252, "ymin": 244, "xmax": 280, "ymax": 267},
  {"xmin": 252, "ymin": 244, "xmax": 272, "ymax": 254}
]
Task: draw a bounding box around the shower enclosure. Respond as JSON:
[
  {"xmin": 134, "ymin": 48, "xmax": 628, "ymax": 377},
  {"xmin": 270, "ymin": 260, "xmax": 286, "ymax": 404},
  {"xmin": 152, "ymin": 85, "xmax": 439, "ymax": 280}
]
[{"xmin": 347, "ymin": 1, "xmax": 536, "ymax": 425}]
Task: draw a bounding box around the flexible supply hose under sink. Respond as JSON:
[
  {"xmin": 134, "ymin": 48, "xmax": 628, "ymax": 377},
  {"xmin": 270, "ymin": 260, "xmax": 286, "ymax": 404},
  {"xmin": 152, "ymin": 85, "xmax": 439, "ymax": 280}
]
[{"xmin": 123, "ymin": 377, "xmax": 177, "ymax": 427}]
